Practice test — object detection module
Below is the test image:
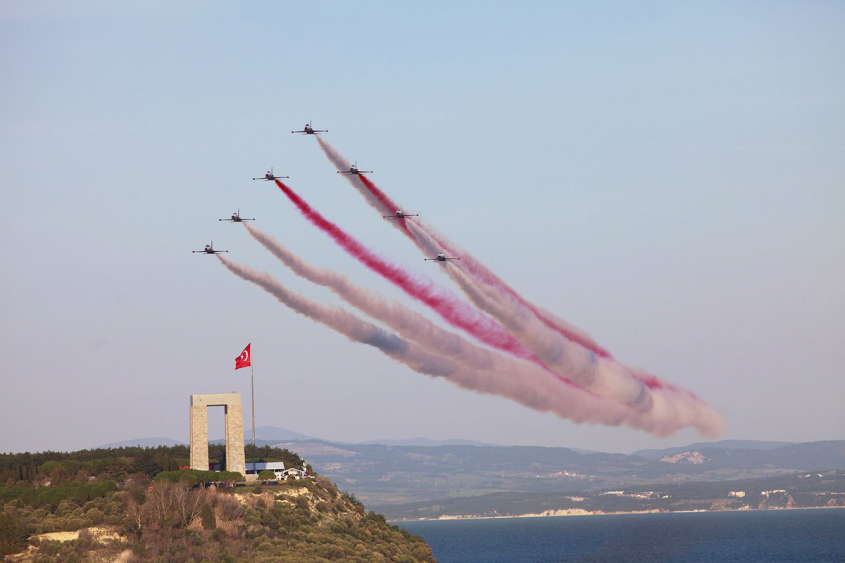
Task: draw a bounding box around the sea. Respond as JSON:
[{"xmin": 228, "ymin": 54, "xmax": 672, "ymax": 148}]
[{"xmin": 399, "ymin": 509, "xmax": 845, "ymax": 563}]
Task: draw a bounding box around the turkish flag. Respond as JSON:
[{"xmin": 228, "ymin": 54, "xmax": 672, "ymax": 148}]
[{"xmin": 235, "ymin": 343, "xmax": 251, "ymax": 370}]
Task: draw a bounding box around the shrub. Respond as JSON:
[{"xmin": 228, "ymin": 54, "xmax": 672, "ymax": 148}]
[
  {"xmin": 201, "ymin": 504, "xmax": 216, "ymax": 530},
  {"xmin": 215, "ymin": 495, "xmax": 242, "ymax": 521},
  {"xmin": 85, "ymin": 507, "xmax": 105, "ymax": 525}
]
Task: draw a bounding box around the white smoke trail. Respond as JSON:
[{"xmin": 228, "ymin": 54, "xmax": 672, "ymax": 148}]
[
  {"xmin": 218, "ymin": 255, "xmax": 455, "ymax": 376},
  {"xmin": 238, "ymin": 227, "xmax": 723, "ymax": 437},
  {"xmin": 245, "ymin": 223, "xmax": 497, "ymax": 371},
  {"xmin": 406, "ymin": 219, "xmax": 653, "ymax": 408},
  {"xmin": 311, "ymin": 141, "xmax": 721, "ymax": 433},
  {"xmin": 316, "ymin": 136, "xmax": 392, "ymax": 216},
  {"xmin": 315, "ymin": 138, "xmax": 627, "ymax": 374},
  {"xmin": 217, "ymin": 254, "xmax": 642, "ymax": 428}
]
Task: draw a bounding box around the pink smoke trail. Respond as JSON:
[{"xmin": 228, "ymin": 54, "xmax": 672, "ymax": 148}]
[
  {"xmin": 316, "ymin": 136, "xmax": 413, "ymax": 236},
  {"xmin": 247, "ymin": 222, "xmax": 592, "ymax": 394},
  {"xmin": 314, "ymin": 141, "xmax": 692, "ymax": 397},
  {"xmin": 316, "ymin": 138, "xmax": 614, "ymax": 357},
  {"xmin": 405, "ymin": 219, "xmax": 678, "ymax": 391},
  {"xmin": 217, "ymin": 254, "xmax": 453, "ymax": 376},
  {"xmin": 218, "ymin": 254, "xmax": 723, "ymax": 437},
  {"xmin": 273, "ymin": 179, "xmax": 539, "ymax": 362},
  {"xmin": 243, "ymin": 224, "xmax": 722, "ymax": 436},
  {"xmin": 245, "ymin": 222, "xmax": 500, "ymax": 372},
  {"xmin": 346, "ymin": 163, "xmax": 674, "ymax": 391}
]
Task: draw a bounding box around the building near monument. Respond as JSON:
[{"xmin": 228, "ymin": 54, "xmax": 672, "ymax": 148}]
[
  {"xmin": 189, "ymin": 392, "xmax": 246, "ymax": 476},
  {"xmin": 247, "ymin": 461, "xmax": 286, "ymax": 479}
]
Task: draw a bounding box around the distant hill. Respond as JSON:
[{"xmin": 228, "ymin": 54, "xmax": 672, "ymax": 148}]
[
  {"xmin": 99, "ymin": 426, "xmax": 319, "ymax": 449},
  {"xmin": 361, "ymin": 437, "xmax": 494, "ymax": 447},
  {"xmin": 254, "ymin": 425, "xmax": 317, "ymax": 442},
  {"xmin": 98, "ymin": 437, "xmax": 185, "ymax": 448},
  {"xmin": 633, "ymin": 440, "xmax": 795, "ymax": 459},
  {"xmin": 295, "ymin": 440, "xmax": 845, "ymax": 508},
  {"xmin": 376, "ymin": 469, "xmax": 845, "ymax": 520}
]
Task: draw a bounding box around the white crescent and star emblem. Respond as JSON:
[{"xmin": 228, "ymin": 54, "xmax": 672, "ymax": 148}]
[{"xmin": 241, "ymin": 350, "xmax": 249, "ymax": 362}]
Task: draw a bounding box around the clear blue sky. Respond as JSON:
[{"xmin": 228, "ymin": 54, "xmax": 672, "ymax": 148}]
[{"xmin": 1, "ymin": 1, "xmax": 843, "ymax": 454}]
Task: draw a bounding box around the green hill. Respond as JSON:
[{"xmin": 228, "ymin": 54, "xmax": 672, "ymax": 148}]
[{"xmin": 0, "ymin": 446, "xmax": 434, "ymax": 563}]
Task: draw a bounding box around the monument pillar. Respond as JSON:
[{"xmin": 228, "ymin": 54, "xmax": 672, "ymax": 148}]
[{"xmin": 189, "ymin": 393, "xmax": 246, "ymax": 476}]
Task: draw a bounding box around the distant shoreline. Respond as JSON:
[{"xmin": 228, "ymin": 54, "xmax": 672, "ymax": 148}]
[{"xmin": 391, "ymin": 505, "xmax": 845, "ymax": 523}]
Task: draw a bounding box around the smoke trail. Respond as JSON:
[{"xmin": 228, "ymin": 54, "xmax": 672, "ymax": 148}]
[
  {"xmin": 411, "ymin": 218, "xmax": 611, "ymax": 352},
  {"xmin": 407, "ymin": 219, "xmax": 681, "ymax": 392},
  {"xmin": 217, "ymin": 255, "xmax": 453, "ymax": 376},
  {"xmin": 218, "ymin": 255, "xmax": 722, "ymax": 436},
  {"xmin": 245, "ymin": 222, "xmax": 499, "ymax": 371},
  {"xmin": 273, "ymin": 179, "xmax": 540, "ymax": 363},
  {"xmin": 317, "ymin": 136, "xmax": 412, "ymax": 236},
  {"xmin": 404, "ymin": 218, "xmax": 653, "ymax": 408},
  {"xmin": 315, "ymin": 139, "xmax": 614, "ymax": 357},
  {"xmin": 248, "ymin": 222, "xmax": 590, "ymax": 395},
  {"xmin": 312, "ymin": 141, "xmax": 712, "ymax": 416}
]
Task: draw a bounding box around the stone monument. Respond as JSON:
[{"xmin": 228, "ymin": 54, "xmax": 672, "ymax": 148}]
[{"xmin": 189, "ymin": 392, "xmax": 246, "ymax": 476}]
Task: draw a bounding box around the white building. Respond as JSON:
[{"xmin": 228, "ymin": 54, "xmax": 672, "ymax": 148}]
[{"xmin": 246, "ymin": 461, "xmax": 286, "ymax": 479}]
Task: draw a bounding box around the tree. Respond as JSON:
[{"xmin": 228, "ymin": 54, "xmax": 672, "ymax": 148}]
[{"xmin": 0, "ymin": 512, "xmax": 28, "ymax": 556}]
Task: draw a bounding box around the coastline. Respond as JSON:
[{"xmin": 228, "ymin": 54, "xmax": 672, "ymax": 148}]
[{"xmin": 391, "ymin": 504, "xmax": 845, "ymax": 523}]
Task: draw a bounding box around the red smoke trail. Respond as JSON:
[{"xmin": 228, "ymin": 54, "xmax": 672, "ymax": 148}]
[
  {"xmin": 328, "ymin": 150, "xmax": 669, "ymax": 391},
  {"xmin": 422, "ymin": 224, "xmax": 614, "ymax": 355},
  {"xmin": 274, "ymin": 180, "xmax": 540, "ymax": 362},
  {"xmin": 358, "ymin": 175, "xmax": 412, "ymax": 236},
  {"xmin": 447, "ymin": 242, "xmax": 671, "ymax": 390},
  {"xmin": 351, "ymin": 172, "xmax": 615, "ymax": 358}
]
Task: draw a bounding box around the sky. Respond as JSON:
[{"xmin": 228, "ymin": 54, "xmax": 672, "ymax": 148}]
[{"xmin": 1, "ymin": 1, "xmax": 843, "ymax": 455}]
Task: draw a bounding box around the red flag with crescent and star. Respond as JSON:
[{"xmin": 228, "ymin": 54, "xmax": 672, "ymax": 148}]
[{"xmin": 235, "ymin": 343, "xmax": 251, "ymax": 370}]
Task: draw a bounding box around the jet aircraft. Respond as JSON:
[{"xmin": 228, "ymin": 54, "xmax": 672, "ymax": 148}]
[
  {"xmin": 424, "ymin": 251, "xmax": 460, "ymax": 262},
  {"xmin": 192, "ymin": 241, "xmax": 228, "ymax": 255},
  {"xmin": 252, "ymin": 167, "xmax": 289, "ymax": 181},
  {"xmin": 384, "ymin": 208, "xmax": 419, "ymax": 219},
  {"xmin": 338, "ymin": 161, "xmax": 373, "ymax": 175},
  {"xmin": 219, "ymin": 209, "xmax": 255, "ymax": 223},
  {"xmin": 291, "ymin": 121, "xmax": 328, "ymax": 135}
]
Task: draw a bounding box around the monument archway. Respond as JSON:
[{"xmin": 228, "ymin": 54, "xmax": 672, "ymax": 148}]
[{"xmin": 190, "ymin": 393, "xmax": 246, "ymax": 476}]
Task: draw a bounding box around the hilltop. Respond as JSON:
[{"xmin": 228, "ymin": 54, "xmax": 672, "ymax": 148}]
[{"xmin": 0, "ymin": 446, "xmax": 433, "ymax": 562}]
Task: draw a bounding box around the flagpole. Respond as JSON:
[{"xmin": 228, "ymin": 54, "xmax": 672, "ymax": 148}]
[{"xmin": 251, "ymin": 360, "xmax": 256, "ymax": 475}]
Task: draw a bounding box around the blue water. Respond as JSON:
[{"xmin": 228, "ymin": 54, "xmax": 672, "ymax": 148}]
[{"xmin": 399, "ymin": 509, "xmax": 845, "ymax": 563}]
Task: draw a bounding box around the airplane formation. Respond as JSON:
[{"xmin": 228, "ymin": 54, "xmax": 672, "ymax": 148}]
[{"xmin": 194, "ymin": 122, "xmax": 458, "ymax": 263}]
